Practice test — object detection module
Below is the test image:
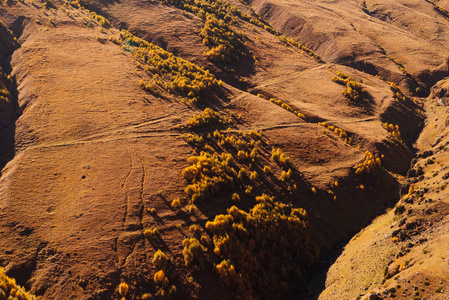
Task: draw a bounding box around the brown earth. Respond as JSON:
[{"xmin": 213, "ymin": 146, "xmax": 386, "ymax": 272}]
[
  {"xmin": 0, "ymin": 0, "xmax": 447, "ymax": 299},
  {"xmin": 318, "ymin": 79, "xmax": 449, "ymax": 300}
]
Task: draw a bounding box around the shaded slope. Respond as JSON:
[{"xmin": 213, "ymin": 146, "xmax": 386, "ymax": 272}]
[{"xmin": 318, "ymin": 78, "xmax": 449, "ymax": 300}]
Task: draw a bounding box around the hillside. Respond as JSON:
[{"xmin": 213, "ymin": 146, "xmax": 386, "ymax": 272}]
[{"xmin": 0, "ymin": 0, "xmax": 447, "ymax": 299}]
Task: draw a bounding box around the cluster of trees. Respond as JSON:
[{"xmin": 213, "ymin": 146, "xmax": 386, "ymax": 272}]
[
  {"xmin": 205, "ymin": 194, "xmax": 318, "ymax": 299},
  {"xmin": 269, "ymin": 98, "xmax": 306, "ymax": 119},
  {"xmin": 318, "ymin": 122, "xmax": 353, "ymax": 145},
  {"xmin": 387, "ymin": 81, "xmax": 410, "ymax": 102},
  {"xmin": 201, "ymin": 16, "xmax": 248, "ymax": 63},
  {"xmin": 151, "ymin": 250, "xmax": 177, "ymax": 297},
  {"xmin": 331, "ymin": 70, "xmax": 369, "ymax": 102},
  {"xmin": 0, "ymin": 268, "xmax": 36, "ymax": 300},
  {"xmin": 161, "ymin": 0, "xmax": 251, "ymax": 63},
  {"xmin": 89, "ymin": 11, "xmax": 110, "ymax": 28},
  {"xmin": 184, "ymin": 108, "xmax": 232, "ymax": 128},
  {"xmin": 119, "ymin": 30, "xmax": 217, "ymax": 101},
  {"xmin": 182, "ymin": 151, "xmax": 238, "ymax": 202},
  {"xmin": 180, "ymin": 126, "xmax": 295, "ymax": 204},
  {"xmin": 383, "ymin": 122, "xmax": 402, "ymax": 141},
  {"xmin": 0, "ymin": 69, "xmax": 12, "ymax": 111},
  {"xmin": 277, "ymin": 35, "xmax": 322, "ymax": 61},
  {"xmin": 354, "ymin": 150, "xmax": 382, "ymax": 175}
]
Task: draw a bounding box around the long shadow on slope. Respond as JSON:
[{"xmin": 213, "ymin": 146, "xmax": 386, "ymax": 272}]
[
  {"xmin": 0, "ymin": 121, "xmax": 17, "ymax": 171},
  {"xmin": 0, "ymin": 57, "xmax": 21, "ymax": 173},
  {"xmin": 291, "ymin": 165, "xmax": 401, "ymax": 299}
]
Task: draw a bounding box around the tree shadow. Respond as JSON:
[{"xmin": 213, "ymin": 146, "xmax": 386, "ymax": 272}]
[{"xmin": 0, "ymin": 53, "xmax": 21, "ymax": 174}]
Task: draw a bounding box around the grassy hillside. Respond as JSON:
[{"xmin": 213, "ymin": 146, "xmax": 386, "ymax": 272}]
[{"xmin": 0, "ymin": 0, "xmax": 447, "ymax": 299}]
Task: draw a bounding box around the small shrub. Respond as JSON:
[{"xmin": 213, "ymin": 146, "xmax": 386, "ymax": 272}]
[
  {"xmin": 249, "ymin": 171, "xmax": 258, "ymax": 180},
  {"xmin": 118, "ymin": 282, "xmax": 129, "ymax": 297},
  {"xmin": 271, "ymin": 148, "xmax": 290, "ymax": 167},
  {"xmin": 171, "ymin": 198, "xmax": 181, "ymax": 208},
  {"xmin": 279, "ymin": 169, "xmax": 292, "ymax": 182},
  {"xmin": 154, "ymin": 269, "xmax": 169, "ymax": 286},
  {"xmin": 152, "ymin": 250, "xmax": 168, "ymax": 269},
  {"xmin": 189, "ymin": 204, "xmax": 198, "ymax": 214},
  {"xmin": 144, "ymin": 227, "xmax": 160, "ymax": 239},
  {"xmin": 231, "ymin": 193, "xmax": 240, "ymax": 203},
  {"xmin": 168, "ymin": 285, "xmax": 177, "ymax": 296}
]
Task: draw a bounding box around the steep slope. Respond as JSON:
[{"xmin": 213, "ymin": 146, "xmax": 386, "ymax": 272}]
[
  {"xmin": 252, "ymin": 0, "xmax": 449, "ymax": 93},
  {"xmin": 0, "ymin": 0, "xmax": 444, "ymax": 299},
  {"xmin": 318, "ymin": 79, "xmax": 449, "ymax": 300},
  {"xmin": 0, "ymin": 19, "xmax": 20, "ymax": 168}
]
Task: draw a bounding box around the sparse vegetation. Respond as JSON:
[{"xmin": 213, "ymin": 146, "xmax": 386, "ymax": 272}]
[
  {"xmin": 144, "ymin": 227, "xmax": 160, "ymax": 239},
  {"xmin": 0, "ymin": 69, "xmax": 13, "ymax": 110},
  {"xmin": 426, "ymin": 0, "xmax": 449, "ymax": 20},
  {"xmin": 330, "ymin": 68, "xmax": 369, "ymax": 102},
  {"xmin": 118, "ymin": 282, "xmax": 129, "ymax": 297},
  {"xmin": 270, "ymin": 98, "xmax": 306, "ymax": 119},
  {"xmin": 0, "ymin": 21, "xmax": 19, "ymax": 110},
  {"xmin": 153, "ymin": 249, "xmax": 169, "ymax": 269},
  {"xmin": 277, "ymin": 35, "xmax": 322, "ymax": 61},
  {"xmin": 319, "ymin": 122, "xmax": 353, "ymax": 145},
  {"xmin": 383, "ymin": 122, "xmax": 402, "ymax": 141},
  {"xmin": 388, "ymin": 81, "xmax": 411, "ymax": 102}
]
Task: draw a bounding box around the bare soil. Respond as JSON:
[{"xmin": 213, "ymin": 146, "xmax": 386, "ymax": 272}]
[{"xmin": 0, "ymin": 0, "xmax": 447, "ymax": 298}]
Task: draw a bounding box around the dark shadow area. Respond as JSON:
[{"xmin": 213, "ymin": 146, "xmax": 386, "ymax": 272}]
[
  {"xmin": 291, "ymin": 241, "xmax": 346, "ymax": 300},
  {"xmin": 10, "ymin": 16, "xmax": 26, "ymax": 39},
  {"xmin": 0, "ymin": 17, "xmax": 23, "ymax": 173},
  {"xmin": 0, "ymin": 59, "xmax": 20, "ymax": 173},
  {"xmin": 0, "ymin": 121, "xmax": 16, "ymax": 170},
  {"xmin": 5, "ymin": 259, "xmax": 36, "ymax": 290}
]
